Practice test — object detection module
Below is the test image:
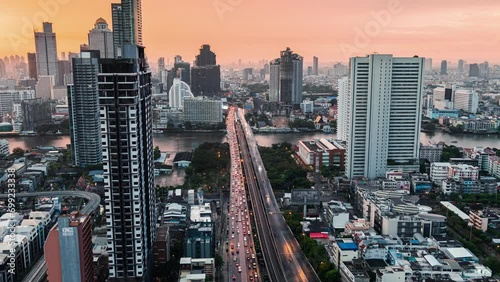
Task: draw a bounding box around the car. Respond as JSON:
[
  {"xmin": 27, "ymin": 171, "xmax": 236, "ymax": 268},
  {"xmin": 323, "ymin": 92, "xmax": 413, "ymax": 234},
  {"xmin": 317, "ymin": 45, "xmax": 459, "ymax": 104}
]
[
  {"xmin": 231, "ymin": 234, "xmax": 234, "ymax": 238},
  {"xmin": 235, "ymin": 262, "xmax": 239, "ymax": 267},
  {"xmin": 246, "ymin": 250, "xmax": 249, "ymax": 254},
  {"xmin": 248, "ymin": 264, "xmax": 252, "ymax": 269},
  {"xmin": 232, "ymin": 275, "xmax": 236, "ymax": 281},
  {"xmin": 238, "ymin": 267, "xmax": 242, "ymax": 273}
]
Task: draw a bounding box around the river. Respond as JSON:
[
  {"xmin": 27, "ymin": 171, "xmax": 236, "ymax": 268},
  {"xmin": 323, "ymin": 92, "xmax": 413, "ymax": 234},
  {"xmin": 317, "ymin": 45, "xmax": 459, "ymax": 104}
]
[
  {"xmin": 3, "ymin": 131, "xmax": 500, "ymax": 153},
  {"xmin": 3, "ymin": 131, "xmax": 499, "ymax": 187}
]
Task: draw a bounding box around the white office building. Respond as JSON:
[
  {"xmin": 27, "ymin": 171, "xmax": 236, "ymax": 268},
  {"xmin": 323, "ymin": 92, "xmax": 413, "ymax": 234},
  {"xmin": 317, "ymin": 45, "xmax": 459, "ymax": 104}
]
[
  {"xmin": 183, "ymin": 97, "xmax": 222, "ymax": 124},
  {"xmin": 336, "ymin": 76, "xmax": 349, "ymax": 142},
  {"xmin": 346, "ymin": 54, "xmax": 424, "ymax": 179},
  {"xmin": 88, "ymin": 18, "xmax": 114, "ymax": 59},
  {"xmin": 168, "ymin": 78, "xmax": 194, "ymax": 110},
  {"xmin": 454, "ymin": 89, "xmax": 479, "ymax": 114}
]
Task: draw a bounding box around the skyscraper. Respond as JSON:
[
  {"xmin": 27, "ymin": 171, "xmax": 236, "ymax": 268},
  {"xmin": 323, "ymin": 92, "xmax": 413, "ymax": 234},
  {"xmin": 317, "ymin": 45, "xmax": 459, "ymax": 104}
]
[
  {"xmin": 469, "ymin": 63, "xmax": 480, "ymax": 77},
  {"xmin": 279, "ymin": 47, "xmax": 303, "ymax": 108},
  {"xmin": 424, "ymin": 58, "xmax": 432, "ymax": 74},
  {"xmin": 336, "ymin": 76, "xmax": 349, "ymax": 142},
  {"xmin": 56, "ymin": 60, "xmax": 71, "ymax": 86},
  {"xmin": 174, "ymin": 61, "xmax": 191, "ymax": 85},
  {"xmin": 312, "ymin": 56, "xmax": 318, "ymax": 75},
  {"xmin": 100, "ymin": 45, "xmax": 155, "ymax": 281},
  {"xmin": 157, "ymin": 57, "xmax": 165, "ymax": 78},
  {"xmin": 440, "ymin": 60, "xmax": 447, "ymax": 75},
  {"xmin": 27, "ymin": 53, "xmax": 37, "ymax": 80},
  {"xmin": 191, "ymin": 45, "xmax": 220, "ymax": 96},
  {"xmin": 346, "ymin": 54, "xmax": 424, "ymax": 179},
  {"xmin": 112, "ymin": 0, "xmax": 143, "ymax": 57},
  {"xmin": 67, "ymin": 50, "xmax": 102, "ymax": 167},
  {"xmin": 458, "ymin": 59, "xmax": 464, "ymax": 73},
  {"xmin": 34, "ymin": 22, "xmax": 58, "ymax": 82},
  {"xmin": 89, "ymin": 18, "xmax": 114, "ymax": 59},
  {"xmin": 269, "ymin": 59, "xmax": 280, "ymax": 102},
  {"xmin": 45, "ymin": 211, "xmax": 93, "ymax": 282}
]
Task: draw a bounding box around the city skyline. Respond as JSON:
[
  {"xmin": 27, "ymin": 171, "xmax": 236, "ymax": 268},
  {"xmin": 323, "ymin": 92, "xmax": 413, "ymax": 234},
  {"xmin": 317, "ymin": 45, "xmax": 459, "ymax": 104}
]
[{"xmin": 1, "ymin": 1, "xmax": 500, "ymax": 65}]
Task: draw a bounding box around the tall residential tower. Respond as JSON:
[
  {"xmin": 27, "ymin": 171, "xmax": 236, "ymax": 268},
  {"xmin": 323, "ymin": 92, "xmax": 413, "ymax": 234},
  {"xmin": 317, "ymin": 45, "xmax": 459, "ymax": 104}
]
[
  {"xmin": 67, "ymin": 50, "xmax": 102, "ymax": 167},
  {"xmin": 346, "ymin": 54, "xmax": 424, "ymax": 179}
]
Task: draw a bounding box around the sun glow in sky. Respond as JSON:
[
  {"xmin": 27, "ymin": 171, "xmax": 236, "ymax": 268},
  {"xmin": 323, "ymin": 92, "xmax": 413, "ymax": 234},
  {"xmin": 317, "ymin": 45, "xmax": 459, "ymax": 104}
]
[{"xmin": 0, "ymin": 0, "xmax": 499, "ymax": 66}]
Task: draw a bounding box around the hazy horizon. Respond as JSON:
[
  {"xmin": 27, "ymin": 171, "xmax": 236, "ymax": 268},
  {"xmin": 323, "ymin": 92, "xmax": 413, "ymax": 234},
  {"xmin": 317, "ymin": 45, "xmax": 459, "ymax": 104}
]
[{"xmin": 1, "ymin": 0, "xmax": 499, "ymax": 66}]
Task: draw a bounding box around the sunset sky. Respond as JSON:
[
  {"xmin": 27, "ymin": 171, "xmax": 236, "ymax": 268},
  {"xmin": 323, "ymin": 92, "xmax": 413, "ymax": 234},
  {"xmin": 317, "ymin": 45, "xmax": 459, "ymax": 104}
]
[{"xmin": 0, "ymin": 0, "xmax": 499, "ymax": 67}]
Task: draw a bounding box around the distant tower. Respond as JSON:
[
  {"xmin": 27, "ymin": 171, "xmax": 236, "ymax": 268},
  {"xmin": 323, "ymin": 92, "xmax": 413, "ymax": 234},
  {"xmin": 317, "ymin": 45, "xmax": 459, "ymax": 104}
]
[
  {"xmin": 34, "ymin": 22, "xmax": 58, "ymax": 82},
  {"xmin": 312, "ymin": 56, "xmax": 318, "ymax": 76},
  {"xmin": 440, "ymin": 60, "xmax": 447, "ymax": 75},
  {"xmin": 191, "ymin": 45, "xmax": 220, "ymax": 96},
  {"xmin": 269, "ymin": 59, "xmax": 281, "ymax": 102},
  {"xmin": 27, "ymin": 53, "xmax": 38, "ymax": 80},
  {"xmin": 458, "ymin": 59, "xmax": 464, "ymax": 73},
  {"xmin": 88, "ymin": 17, "xmax": 114, "ymax": 59},
  {"xmin": 279, "ymin": 47, "xmax": 303, "ymax": 108}
]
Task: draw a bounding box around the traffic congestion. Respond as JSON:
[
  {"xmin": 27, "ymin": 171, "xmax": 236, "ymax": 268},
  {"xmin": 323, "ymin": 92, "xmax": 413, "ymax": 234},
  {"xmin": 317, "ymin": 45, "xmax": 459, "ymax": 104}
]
[{"xmin": 224, "ymin": 107, "xmax": 260, "ymax": 282}]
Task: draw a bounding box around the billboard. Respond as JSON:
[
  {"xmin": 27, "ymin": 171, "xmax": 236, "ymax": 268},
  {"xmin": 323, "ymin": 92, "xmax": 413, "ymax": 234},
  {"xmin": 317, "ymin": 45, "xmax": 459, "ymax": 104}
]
[{"xmin": 291, "ymin": 189, "xmax": 320, "ymax": 206}]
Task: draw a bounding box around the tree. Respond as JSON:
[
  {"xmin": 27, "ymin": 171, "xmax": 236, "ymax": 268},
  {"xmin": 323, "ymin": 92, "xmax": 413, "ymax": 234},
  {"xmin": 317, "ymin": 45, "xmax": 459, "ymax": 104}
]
[
  {"xmin": 325, "ymin": 269, "xmax": 340, "ymax": 282},
  {"xmin": 184, "ymin": 121, "xmax": 193, "ymax": 130},
  {"xmin": 215, "ymin": 254, "xmax": 224, "ymax": 268},
  {"xmin": 449, "ymin": 124, "xmax": 464, "ymax": 133},
  {"xmin": 12, "ymin": 147, "xmax": 25, "ymax": 157},
  {"xmin": 496, "ymin": 150, "xmax": 500, "ymax": 157},
  {"xmin": 154, "ymin": 146, "xmax": 161, "ymax": 160}
]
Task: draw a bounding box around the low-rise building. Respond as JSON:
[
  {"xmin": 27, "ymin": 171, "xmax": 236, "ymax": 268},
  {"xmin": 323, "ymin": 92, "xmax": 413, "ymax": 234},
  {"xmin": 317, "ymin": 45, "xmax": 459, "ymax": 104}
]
[
  {"xmin": 179, "ymin": 257, "xmax": 214, "ymax": 281},
  {"xmin": 183, "ymin": 97, "xmax": 222, "ymax": 125},
  {"xmin": 330, "ymin": 238, "xmax": 358, "ymax": 269},
  {"xmin": 297, "ymin": 138, "xmax": 345, "ymax": 171},
  {"xmin": 420, "ymin": 144, "xmax": 443, "ymax": 163},
  {"xmin": 469, "ymin": 210, "xmax": 489, "ymax": 232}
]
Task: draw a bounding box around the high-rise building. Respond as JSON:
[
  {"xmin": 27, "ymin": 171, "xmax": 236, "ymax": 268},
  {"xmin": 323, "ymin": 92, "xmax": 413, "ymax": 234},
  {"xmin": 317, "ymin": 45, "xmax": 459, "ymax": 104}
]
[
  {"xmin": 35, "ymin": 75, "xmax": 55, "ymax": 99},
  {"xmin": 279, "ymin": 47, "xmax": 303, "ymax": 108},
  {"xmin": 333, "ymin": 63, "xmax": 348, "ymax": 77},
  {"xmin": 45, "ymin": 211, "xmax": 93, "ymax": 282},
  {"xmin": 89, "ymin": 18, "xmax": 114, "ymax": 59},
  {"xmin": 336, "ymin": 77, "xmax": 349, "ymax": 142},
  {"xmin": 112, "ymin": 0, "xmax": 143, "ymax": 57},
  {"xmin": 469, "ymin": 64, "xmax": 480, "ymax": 77},
  {"xmin": 174, "ymin": 61, "xmax": 191, "ymax": 85},
  {"xmin": 168, "ymin": 78, "xmax": 194, "ymax": 110},
  {"xmin": 56, "ymin": 60, "xmax": 71, "ymax": 86},
  {"xmin": 183, "ymin": 97, "xmax": 223, "ymax": 124},
  {"xmin": 191, "ymin": 45, "xmax": 220, "ymax": 96},
  {"xmin": 0, "ymin": 59, "xmax": 5, "ymax": 78},
  {"xmin": 313, "ymin": 56, "xmax": 318, "ymax": 76},
  {"xmin": 458, "ymin": 59, "xmax": 464, "ymax": 73},
  {"xmin": 34, "ymin": 22, "xmax": 58, "ymax": 82},
  {"xmin": 27, "ymin": 53, "xmax": 37, "ymax": 80},
  {"xmin": 269, "ymin": 59, "xmax": 280, "ymax": 102},
  {"xmin": 21, "ymin": 98, "xmax": 52, "ymax": 131},
  {"xmin": 307, "ymin": 66, "xmax": 312, "ymax": 76},
  {"xmin": 100, "ymin": 45, "xmax": 155, "ymax": 281},
  {"xmin": 346, "ymin": 54, "xmax": 424, "ymax": 179},
  {"xmin": 440, "ymin": 60, "xmax": 447, "ymax": 75},
  {"xmin": 424, "ymin": 58, "xmax": 432, "ymax": 74},
  {"xmin": 479, "ymin": 61, "xmax": 489, "ymax": 76},
  {"xmin": 157, "ymin": 57, "xmax": 165, "ymax": 78},
  {"xmin": 195, "ymin": 45, "xmax": 216, "ymax": 66},
  {"xmin": 67, "ymin": 50, "xmax": 102, "ymax": 167},
  {"xmin": 454, "ymin": 89, "xmax": 479, "ymax": 114}
]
